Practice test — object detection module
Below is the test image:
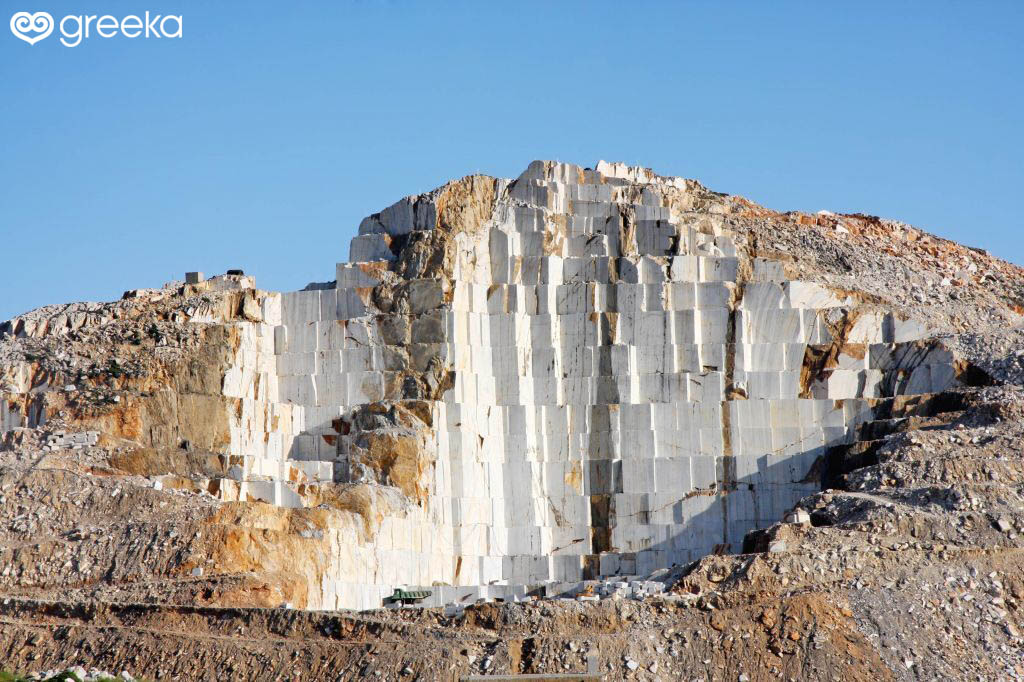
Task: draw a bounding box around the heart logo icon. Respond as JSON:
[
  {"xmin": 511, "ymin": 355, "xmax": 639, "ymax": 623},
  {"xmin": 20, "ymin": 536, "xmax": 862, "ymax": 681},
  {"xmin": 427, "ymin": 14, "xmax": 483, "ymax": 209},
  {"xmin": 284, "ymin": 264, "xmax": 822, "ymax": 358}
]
[{"xmin": 10, "ymin": 11, "xmax": 54, "ymax": 45}]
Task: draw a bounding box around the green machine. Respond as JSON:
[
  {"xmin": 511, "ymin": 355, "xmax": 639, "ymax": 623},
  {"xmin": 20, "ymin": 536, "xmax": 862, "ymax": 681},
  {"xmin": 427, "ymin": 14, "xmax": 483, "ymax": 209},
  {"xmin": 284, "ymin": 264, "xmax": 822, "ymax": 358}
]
[{"xmin": 384, "ymin": 587, "xmax": 433, "ymax": 606}]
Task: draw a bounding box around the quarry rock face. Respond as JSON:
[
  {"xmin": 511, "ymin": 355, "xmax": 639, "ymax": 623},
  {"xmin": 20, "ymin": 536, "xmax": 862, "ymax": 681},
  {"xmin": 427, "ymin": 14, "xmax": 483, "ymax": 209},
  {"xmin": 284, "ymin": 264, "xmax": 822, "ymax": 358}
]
[
  {"xmin": 237, "ymin": 160, "xmax": 970, "ymax": 609},
  {"xmin": 18, "ymin": 161, "xmax": 967, "ymax": 609},
  {"xmin": 204, "ymin": 162, "xmax": 960, "ymax": 610},
  {"xmin": 2, "ymin": 161, "xmax": 1024, "ymax": 680}
]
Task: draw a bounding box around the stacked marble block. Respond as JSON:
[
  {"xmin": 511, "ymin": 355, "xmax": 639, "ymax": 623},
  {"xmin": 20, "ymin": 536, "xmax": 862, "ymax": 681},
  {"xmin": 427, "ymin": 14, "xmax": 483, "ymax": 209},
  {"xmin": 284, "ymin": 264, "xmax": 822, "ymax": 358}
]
[
  {"xmin": 0, "ymin": 399, "xmax": 23, "ymax": 432},
  {"xmin": 406, "ymin": 169, "xmax": 853, "ymax": 584},
  {"xmin": 270, "ymin": 279, "xmax": 469, "ymax": 610},
  {"xmin": 221, "ymin": 160, "xmax": 957, "ymax": 610},
  {"xmin": 440, "ymin": 170, "xmax": 858, "ymax": 584},
  {"xmin": 214, "ymin": 292, "xmax": 332, "ymax": 508}
]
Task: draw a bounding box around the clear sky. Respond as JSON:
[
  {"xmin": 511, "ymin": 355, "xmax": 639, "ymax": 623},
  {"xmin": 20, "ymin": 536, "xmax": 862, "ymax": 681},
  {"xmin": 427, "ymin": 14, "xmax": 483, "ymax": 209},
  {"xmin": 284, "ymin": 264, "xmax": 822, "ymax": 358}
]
[{"xmin": 2, "ymin": 1, "xmax": 1022, "ymax": 321}]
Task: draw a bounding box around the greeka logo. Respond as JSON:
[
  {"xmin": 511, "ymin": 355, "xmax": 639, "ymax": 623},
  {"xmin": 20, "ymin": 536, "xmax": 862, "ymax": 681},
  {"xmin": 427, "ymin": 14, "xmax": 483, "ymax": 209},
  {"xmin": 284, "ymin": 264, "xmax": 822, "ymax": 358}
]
[
  {"xmin": 9, "ymin": 11, "xmax": 53, "ymax": 44},
  {"xmin": 10, "ymin": 9, "xmax": 182, "ymax": 47}
]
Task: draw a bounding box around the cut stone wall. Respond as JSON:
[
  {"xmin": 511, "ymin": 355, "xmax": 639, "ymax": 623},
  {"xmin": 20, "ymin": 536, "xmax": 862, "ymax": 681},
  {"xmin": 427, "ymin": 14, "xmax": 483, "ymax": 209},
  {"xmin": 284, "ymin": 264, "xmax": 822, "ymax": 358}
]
[
  {"xmin": 0, "ymin": 399, "xmax": 22, "ymax": 432},
  {"xmin": 215, "ymin": 160, "xmax": 959, "ymax": 610}
]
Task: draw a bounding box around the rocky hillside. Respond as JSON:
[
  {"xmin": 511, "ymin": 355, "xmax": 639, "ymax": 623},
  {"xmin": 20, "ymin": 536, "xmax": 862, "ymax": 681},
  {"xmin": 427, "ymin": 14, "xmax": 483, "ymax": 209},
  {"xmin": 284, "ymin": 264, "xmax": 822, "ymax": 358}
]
[{"xmin": 1, "ymin": 161, "xmax": 1023, "ymax": 680}]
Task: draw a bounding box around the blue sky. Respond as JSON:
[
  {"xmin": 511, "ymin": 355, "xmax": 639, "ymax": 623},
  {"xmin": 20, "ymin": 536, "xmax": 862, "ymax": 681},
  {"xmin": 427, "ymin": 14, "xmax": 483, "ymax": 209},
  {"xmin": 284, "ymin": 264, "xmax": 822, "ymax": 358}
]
[{"xmin": 1, "ymin": 1, "xmax": 1022, "ymax": 320}]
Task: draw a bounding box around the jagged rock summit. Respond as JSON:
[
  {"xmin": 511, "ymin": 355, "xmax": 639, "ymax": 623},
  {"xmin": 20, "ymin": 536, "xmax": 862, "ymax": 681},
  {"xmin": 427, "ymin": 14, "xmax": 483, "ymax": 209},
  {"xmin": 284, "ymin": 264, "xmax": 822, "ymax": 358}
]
[{"xmin": 1, "ymin": 161, "xmax": 1024, "ymax": 680}]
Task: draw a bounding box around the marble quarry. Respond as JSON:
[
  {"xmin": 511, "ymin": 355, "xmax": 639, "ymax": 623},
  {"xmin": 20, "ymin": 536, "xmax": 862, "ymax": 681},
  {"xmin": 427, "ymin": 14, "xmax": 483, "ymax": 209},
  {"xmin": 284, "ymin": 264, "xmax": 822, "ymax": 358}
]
[{"xmin": 190, "ymin": 161, "xmax": 959, "ymax": 610}]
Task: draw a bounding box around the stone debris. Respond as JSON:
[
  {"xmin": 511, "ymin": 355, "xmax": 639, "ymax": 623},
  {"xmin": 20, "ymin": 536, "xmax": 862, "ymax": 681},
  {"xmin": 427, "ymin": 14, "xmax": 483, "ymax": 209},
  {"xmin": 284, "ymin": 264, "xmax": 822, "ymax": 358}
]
[
  {"xmin": 22, "ymin": 668, "xmax": 135, "ymax": 681},
  {"xmin": 784, "ymin": 508, "xmax": 811, "ymax": 525},
  {"xmin": 44, "ymin": 430, "xmax": 99, "ymax": 450}
]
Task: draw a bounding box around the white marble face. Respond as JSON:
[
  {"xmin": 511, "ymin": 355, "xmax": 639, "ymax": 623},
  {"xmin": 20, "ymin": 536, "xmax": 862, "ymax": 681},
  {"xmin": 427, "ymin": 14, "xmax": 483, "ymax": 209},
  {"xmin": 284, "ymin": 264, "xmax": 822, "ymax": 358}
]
[{"xmin": 210, "ymin": 161, "xmax": 952, "ymax": 610}]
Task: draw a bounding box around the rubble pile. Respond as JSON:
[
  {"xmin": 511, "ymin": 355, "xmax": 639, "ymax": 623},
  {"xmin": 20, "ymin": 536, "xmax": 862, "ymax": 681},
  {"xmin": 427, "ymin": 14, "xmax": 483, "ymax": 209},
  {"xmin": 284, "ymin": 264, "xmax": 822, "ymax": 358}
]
[{"xmin": 19, "ymin": 667, "xmax": 136, "ymax": 682}]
